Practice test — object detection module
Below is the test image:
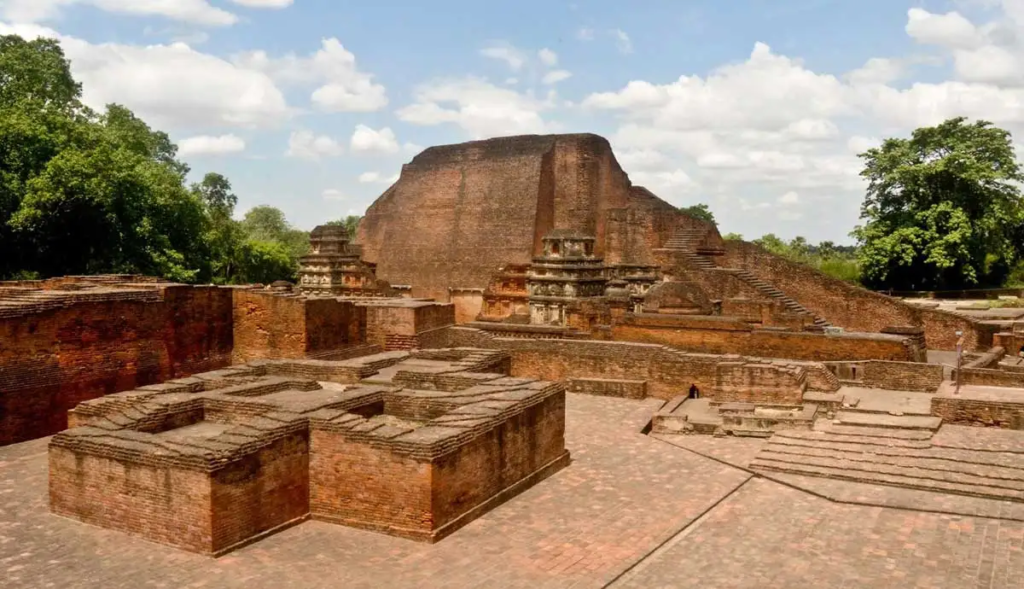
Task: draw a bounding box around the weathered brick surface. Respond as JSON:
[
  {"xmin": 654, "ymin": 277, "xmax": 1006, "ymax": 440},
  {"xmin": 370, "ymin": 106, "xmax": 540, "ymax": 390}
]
[
  {"xmin": 0, "ymin": 285, "xmax": 233, "ymax": 445},
  {"xmin": 826, "ymin": 360, "xmax": 945, "ymax": 392},
  {"xmin": 612, "ymin": 313, "xmax": 916, "ymax": 361},
  {"xmin": 712, "ymin": 362, "xmax": 806, "ymax": 404},
  {"xmin": 566, "ymin": 377, "xmax": 647, "ymax": 399},
  {"xmin": 446, "ymin": 327, "xmax": 841, "ymax": 399},
  {"xmin": 722, "ymin": 240, "xmax": 989, "ymax": 351},
  {"xmin": 231, "ymin": 290, "xmax": 366, "ymax": 363},
  {"xmin": 358, "ymin": 300, "xmax": 454, "ymax": 351}
]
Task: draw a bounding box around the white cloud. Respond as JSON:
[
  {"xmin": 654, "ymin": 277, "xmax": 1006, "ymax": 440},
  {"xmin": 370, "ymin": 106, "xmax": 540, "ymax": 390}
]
[
  {"xmin": 481, "ymin": 43, "xmax": 527, "ymax": 71},
  {"xmin": 229, "ymin": 0, "xmax": 294, "ymax": 7},
  {"xmin": 906, "ymin": 8, "xmax": 983, "ymax": 49},
  {"xmin": 576, "ymin": 27, "xmax": 595, "ymax": 41},
  {"xmin": 321, "ymin": 189, "xmax": 346, "ymax": 201},
  {"xmin": 846, "ymin": 57, "xmax": 904, "ymax": 85},
  {"xmin": 542, "ymin": 70, "xmax": 572, "ymax": 85},
  {"xmin": 613, "ymin": 29, "xmax": 633, "ymax": 54},
  {"xmin": 286, "ymin": 130, "xmax": 344, "ymax": 160},
  {"xmin": 538, "ymin": 48, "xmax": 558, "ymax": 67},
  {"xmin": 397, "ymin": 77, "xmax": 552, "ymax": 139},
  {"xmin": 1, "ymin": 0, "xmax": 238, "ymax": 26},
  {"xmin": 0, "ymin": 23, "xmax": 290, "ymax": 129},
  {"xmin": 778, "ymin": 191, "xmax": 800, "ymax": 205},
  {"xmin": 358, "ymin": 171, "xmax": 400, "ymax": 184},
  {"xmin": 178, "ymin": 134, "xmax": 245, "ymax": 156},
  {"xmin": 350, "ymin": 125, "xmax": 400, "ymax": 154},
  {"xmin": 233, "ymin": 38, "xmax": 387, "ymax": 112}
]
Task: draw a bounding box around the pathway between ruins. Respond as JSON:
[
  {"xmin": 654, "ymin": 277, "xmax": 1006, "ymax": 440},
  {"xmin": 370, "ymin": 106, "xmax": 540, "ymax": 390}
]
[{"xmin": 2, "ymin": 394, "xmax": 1023, "ymax": 588}]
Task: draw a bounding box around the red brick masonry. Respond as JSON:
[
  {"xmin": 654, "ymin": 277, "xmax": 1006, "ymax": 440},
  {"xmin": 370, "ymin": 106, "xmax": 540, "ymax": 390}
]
[{"xmin": 49, "ymin": 348, "xmax": 569, "ymax": 555}]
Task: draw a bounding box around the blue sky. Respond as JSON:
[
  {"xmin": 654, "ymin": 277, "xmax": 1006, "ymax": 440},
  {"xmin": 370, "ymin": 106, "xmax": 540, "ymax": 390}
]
[{"xmin": 0, "ymin": 0, "xmax": 1018, "ymax": 243}]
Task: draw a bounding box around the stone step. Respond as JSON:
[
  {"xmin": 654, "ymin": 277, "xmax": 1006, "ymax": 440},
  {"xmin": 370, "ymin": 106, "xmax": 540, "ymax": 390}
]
[
  {"xmin": 766, "ymin": 436, "xmax": 1024, "ymax": 471},
  {"xmin": 815, "ymin": 423, "xmax": 935, "ymax": 440},
  {"xmin": 762, "ymin": 443, "xmax": 1024, "ymax": 484},
  {"xmin": 773, "ymin": 428, "xmax": 934, "ymax": 448},
  {"xmin": 755, "ymin": 451, "xmax": 1024, "ymax": 495},
  {"xmin": 833, "ymin": 411, "xmax": 942, "ymax": 431},
  {"xmin": 750, "ymin": 458, "xmax": 1024, "ymax": 502}
]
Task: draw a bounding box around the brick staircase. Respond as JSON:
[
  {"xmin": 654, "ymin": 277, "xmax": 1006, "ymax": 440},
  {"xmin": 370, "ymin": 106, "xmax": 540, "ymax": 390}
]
[
  {"xmin": 660, "ymin": 227, "xmax": 831, "ymax": 328},
  {"xmin": 750, "ymin": 420, "xmax": 1024, "ymax": 503}
]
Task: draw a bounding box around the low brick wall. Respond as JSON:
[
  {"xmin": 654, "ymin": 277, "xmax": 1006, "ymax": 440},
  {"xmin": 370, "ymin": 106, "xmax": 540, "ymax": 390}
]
[
  {"xmin": 825, "ymin": 360, "xmax": 945, "ymax": 392},
  {"xmin": 713, "ymin": 362, "xmax": 806, "ymax": 404},
  {"xmin": 566, "ymin": 378, "xmax": 647, "ymax": 399},
  {"xmin": 610, "ymin": 313, "xmax": 917, "ymax": 362},
  {"xmin": 931, "ymin": 395, "xmax": 1024, "ymax": 429},
  {"xmin": 309, "ymin": 391, "xmax": 567, "ymax": 541},
  {"xmin": 957, "ymin": 367, "xmax": 1024, "ymax": 388},
  {"xmin": 49, "ymin": 430, "xmax": 309, "ymax": 555},
  {"xmin": 445, "ymin": 327, "xmax": 841, "ymax": 400}
]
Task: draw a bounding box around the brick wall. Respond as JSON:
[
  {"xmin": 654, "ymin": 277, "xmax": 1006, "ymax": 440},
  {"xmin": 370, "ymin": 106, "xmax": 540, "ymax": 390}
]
[
  {"xmin": 362, "ymin": 302, "xmax": 455, "ymax": 351},
  {"xmin": 712, "ymin": 362, "xmax": 806, "ymax": 405},
  {"xmin": 209, "ymin": 432, "xmax": 310, "ymax": 553},
  {"xmin": 49, "ymin": 447, "xmax": 213, "ymax": 553},
  {"xmin": 565, "ymin": 378, "xmax": 647, "ymax": 399},
  {"xmin": 431, "ymin": 392, "xmax": 566, "ymax": 535},
  {"xmin": 826, "ymin": 360, "xmax": 945, "ymax": 392},
  {"xmin": 445, "ymin": 327, "xmax": 840, "ymax": 400},
  {"xmin": 231, "ymin": 290, "xmax": 367, "ymax": 363},
  {"xmin": 931, "ymin": 395, "xmax": 1024, "ymax": 429},
  {"xmin": 610, "ymin": 313, "xmax": 916, "ymax": 362},
  {"xmin": 1, "ymin": 286, "xmax": 233, "ymax": 445},
  {"xmin": 957, "ymin": 367, "xmax": 1024, "ymax": 388},
  {"xmin": 721, "ymin": 240, "xmax": 987, "ymax": 351},
  {"xmin": 309, "ymin": 429, "xmax": 434, "ymax": 540}
]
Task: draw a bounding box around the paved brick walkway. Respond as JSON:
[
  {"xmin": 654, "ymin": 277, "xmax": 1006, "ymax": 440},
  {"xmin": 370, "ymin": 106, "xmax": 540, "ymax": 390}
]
[
  {"xmin": 3, "ymin": 394, "xmax": 1023, "ymax": 588},
  {"xmin": 0, "ymin": 395, "xmax": 749, "ymax": 589},
  {"xmin": 614, "ymin": 478, "xmax": 1024, "ymax": 589}
]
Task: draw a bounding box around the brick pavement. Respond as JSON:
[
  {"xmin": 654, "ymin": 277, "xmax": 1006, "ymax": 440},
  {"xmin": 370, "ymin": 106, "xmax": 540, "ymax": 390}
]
[
  {"xmin": 0, "ymin": 394, "xmax": 749, "ymax": 589},
  {"xmin": 3, "ymin": 394, "xmax": 1024, "ymax": 588},
  {"xmin": 614, "ymin": 477, "xmax": 1024, "ymax": 589}
]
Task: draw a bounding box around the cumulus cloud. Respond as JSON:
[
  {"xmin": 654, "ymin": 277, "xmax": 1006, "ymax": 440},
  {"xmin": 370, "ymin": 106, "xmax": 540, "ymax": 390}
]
[
  {"xmin": 397, "ymin": 77, "xmax": 552, "ymax": 139},
  {"xmin": 321, "ymin": 188, "xmax": 346, "ymax": 201},
  {"xmin": 178, "ymin": 134, "xmax": 246, "ymax": 156},
  {"xmin": 0, "ymin": 22, "xmax": 290, "ymax": 129},
  {"xmin": 542, "ymin": 70, "xmax": 572, "ymax": 85},
  {"xmin": 538, "ymin": 48, "xmax": 558, "ymax": 67},
  {"xmin": 350, "ymin": 125, "xmax": 400, "ymax": 154},
  {"xmin": 481, "ymin": 42, "xmax": 527, "ymax": 71},
  {"xmin": 2, "ymin": 0, "xmax": 238, "ymax": 26},
  {"xmin": 286, "ymin": 130, "xmax": 344, "ymax": 160},
  {"xmin": 233, "ymin": 38, "xmax": 387, "ymax": 112}
]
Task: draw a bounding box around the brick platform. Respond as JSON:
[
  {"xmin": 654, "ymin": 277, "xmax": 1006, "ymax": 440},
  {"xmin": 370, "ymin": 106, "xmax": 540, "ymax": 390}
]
[{"xmin": 49, "ymin": 349, "xmax": 568, "ymax": 554}]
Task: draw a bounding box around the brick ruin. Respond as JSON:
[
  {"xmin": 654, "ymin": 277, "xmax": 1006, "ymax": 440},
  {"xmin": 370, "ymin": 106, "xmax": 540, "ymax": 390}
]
[
  {"xmin": 357, "ymin": 133, "xmax": 988, "ymax": 354},
  {"xmin": 7, "ymin": 132, "xmax": 1024, "ymax": 556},
  {"xmin": 51, "ymin": 348, "xmax": 568, "ymax": 554}
]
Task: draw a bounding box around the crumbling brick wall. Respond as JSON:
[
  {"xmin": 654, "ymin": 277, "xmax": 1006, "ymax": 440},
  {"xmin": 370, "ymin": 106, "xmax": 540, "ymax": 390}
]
[
  {"xmin": 721, "ymin": 240, "xmax": 988, "ymax": 351},
  {"xmin": 0, "ymin": 285, "xmax": 232, "ymax": 445},
  {"xmin": 445, "ymin": 327, "xmax": 840, "ymax": 400},
  {"xmin": 610, "ymin": 313, "xmax": 916, "ymax": 362}
]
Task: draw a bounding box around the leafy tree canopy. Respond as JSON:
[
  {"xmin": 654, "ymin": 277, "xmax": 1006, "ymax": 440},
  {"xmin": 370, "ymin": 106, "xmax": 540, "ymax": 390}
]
[
  {"xmin": 0, "ymin": 33, "xmax": 309, "ymax": 286},
  {"xmin": 852, "ymin": 117, "xmax": 1024, "ymax": 290},
  {"xmin": 678, "ymin": 203, "xmax": 717, "ymax": 225}
]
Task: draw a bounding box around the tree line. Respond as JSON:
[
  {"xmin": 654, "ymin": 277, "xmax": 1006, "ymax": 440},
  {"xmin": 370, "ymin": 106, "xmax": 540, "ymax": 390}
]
[
  {"xmin": 681, "ymin": 117, "xmax": 1024, "ymax": 291},
  {"xmin": 0, "ymin": 35, "xmax": 361, "ymax": 284}
]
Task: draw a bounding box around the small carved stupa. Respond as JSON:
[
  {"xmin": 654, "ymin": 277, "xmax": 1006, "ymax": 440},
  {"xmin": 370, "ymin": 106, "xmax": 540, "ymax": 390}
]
[
  {"xmin": 298, "ymin": 224, "xmax": 388, "ymax": 296},
  {"xmin": 526, "ymin": 230, "xmax": 607, "ymax": 326}
]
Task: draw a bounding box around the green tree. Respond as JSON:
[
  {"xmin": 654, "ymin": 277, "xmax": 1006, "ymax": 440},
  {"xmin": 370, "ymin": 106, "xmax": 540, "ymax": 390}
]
[
  {"xmin": 722, "ymin": 232, "xmax": 744, "ymax": 241},
  {"xmin": 852, "ymin": 117, "xmax": 1024, "ymax": 290},
  {"xmin": 678, "ymin": 203, "xmax": 716, "ymax": 225},
  {"xmin": 326, "ymin": 215, "xmax": 362, "ymax": 238},
  {"xmin": 234, "ymin": 240, "xmax": 296, "ymax": 284}
]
